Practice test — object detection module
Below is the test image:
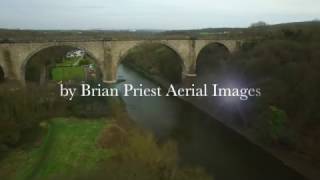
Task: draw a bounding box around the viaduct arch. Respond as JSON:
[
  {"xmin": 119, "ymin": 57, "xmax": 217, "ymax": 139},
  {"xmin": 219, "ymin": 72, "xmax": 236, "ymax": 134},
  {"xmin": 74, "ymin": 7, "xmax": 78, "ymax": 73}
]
[
  {"xmin": 195, "ymin": 42, "xmax": 232, "ymax": 74},
  {"xmin": 23, "ymin": 45, "xmax": 104, "ymax": 83},
  {"xmin": 0, "ymin": 65, "xmax": 4, "ymax": 82}
]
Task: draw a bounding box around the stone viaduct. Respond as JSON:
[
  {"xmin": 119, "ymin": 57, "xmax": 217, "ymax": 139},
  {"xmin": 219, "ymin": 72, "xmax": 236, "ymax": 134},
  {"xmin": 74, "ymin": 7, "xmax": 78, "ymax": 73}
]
[{"xmin": 0, "ymin": 39, "xmax": 241, "ymax": 84}]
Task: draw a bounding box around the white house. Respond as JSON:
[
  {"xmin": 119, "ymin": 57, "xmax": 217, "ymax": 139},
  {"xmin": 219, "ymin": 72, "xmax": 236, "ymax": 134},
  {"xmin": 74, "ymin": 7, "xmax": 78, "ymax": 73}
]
[{"xmin": 66, "ymin": 49, "xmax": 85, "ymax": 58}]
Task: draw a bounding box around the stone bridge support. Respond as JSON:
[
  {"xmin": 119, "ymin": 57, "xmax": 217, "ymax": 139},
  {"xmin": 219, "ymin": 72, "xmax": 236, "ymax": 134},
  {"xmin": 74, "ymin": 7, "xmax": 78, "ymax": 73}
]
[{"xmin": 0, "ymin": 48, "xmax": 13, "ymax": 81}]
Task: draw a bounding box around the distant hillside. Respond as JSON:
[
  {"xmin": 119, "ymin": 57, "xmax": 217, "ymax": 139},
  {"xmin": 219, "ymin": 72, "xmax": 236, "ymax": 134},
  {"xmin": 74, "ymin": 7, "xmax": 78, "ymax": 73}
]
[
  {"xmin": 267, "ymin": 21, "xmax": 320, "ymax": 29},
  {"xmin": 161, "ymin": 21, "xmax": 320, "ymax": 39},
  {"xmin": 1, "ymin": 21, "xmax": 320, "ymax": 42},
  {"xmin": 0, "ymin": 29, "xmax": 167, "ymax": 42}
]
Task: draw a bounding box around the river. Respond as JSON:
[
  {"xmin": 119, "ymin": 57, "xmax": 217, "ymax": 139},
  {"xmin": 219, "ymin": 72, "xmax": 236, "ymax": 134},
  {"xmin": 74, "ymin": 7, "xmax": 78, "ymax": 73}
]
[{"xmin": 116, "ymin": 64, "xmax": 306, "ymax": 180}]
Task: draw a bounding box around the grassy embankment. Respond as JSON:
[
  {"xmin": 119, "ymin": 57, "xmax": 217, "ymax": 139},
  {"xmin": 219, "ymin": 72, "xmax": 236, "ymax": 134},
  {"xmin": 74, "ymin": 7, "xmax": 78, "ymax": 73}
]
[
  {"xmin": 51, "ymin": 58, "xmax": 89, "ymax": 81},
  {"xmin": 0, "ymin": 118, "xmax": 111, "ymax": 180}
]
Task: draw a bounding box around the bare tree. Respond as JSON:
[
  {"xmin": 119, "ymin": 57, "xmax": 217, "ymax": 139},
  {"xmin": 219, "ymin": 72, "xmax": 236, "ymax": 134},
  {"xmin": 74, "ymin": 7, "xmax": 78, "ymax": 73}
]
[{"xmin": 250, "ymin": 21, "xmax": 268, "ymax": 28}]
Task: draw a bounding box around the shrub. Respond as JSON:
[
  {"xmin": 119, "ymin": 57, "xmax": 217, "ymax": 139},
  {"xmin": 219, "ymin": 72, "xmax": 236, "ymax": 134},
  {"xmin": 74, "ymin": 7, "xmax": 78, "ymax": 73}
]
[
  {"xmin": 60, "ymin": 123, "xmax": 213, "ymax": 180},
  {"xmin": 0, "ymin": 84, "xmax": 67, "ymax": 155}
]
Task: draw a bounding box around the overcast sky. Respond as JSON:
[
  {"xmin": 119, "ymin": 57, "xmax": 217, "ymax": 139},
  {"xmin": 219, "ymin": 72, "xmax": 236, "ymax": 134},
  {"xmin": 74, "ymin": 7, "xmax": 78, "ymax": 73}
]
[{"xmin": 0, "ymin": 0, "xmax": 319, "ymax": 30}]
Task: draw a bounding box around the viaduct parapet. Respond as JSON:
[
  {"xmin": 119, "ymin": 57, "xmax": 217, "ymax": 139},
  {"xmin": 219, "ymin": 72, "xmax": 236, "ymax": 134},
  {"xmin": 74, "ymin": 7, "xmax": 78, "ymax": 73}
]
[{"xmin": 0, "ymin": 39, "xmax": 242, "ymax": 84}]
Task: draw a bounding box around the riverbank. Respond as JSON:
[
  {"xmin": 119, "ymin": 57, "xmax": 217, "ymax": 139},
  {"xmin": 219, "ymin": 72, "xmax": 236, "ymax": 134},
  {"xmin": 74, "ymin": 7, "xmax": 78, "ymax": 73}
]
[
  {"xmin": 122, "ymin": 63, "xmax": 318, "ymax": 180},
  {"xmin": 0, "ymin": 89, "xmax": 214, "ymax": 180},
  {"xmin": 182, "ymin": 96, "xmax": 319, "ymax": 180}
]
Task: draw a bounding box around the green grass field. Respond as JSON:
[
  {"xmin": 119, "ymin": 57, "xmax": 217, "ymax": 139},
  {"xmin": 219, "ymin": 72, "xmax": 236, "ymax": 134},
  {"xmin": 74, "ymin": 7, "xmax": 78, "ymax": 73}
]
[
  {"xmin": 58, "ymin": 57, "xmax": 80, "ymax": 66},
  {"xmin": 51, "ymin": 66, "xmax": 85, "ymax": 81},
  {"xmin": 0, "ymin": 118, "xmax": 111, "ymax": 180},
  {"xmin": 51, "ymin": 58, "xmax": 87, "ymax": 81}
]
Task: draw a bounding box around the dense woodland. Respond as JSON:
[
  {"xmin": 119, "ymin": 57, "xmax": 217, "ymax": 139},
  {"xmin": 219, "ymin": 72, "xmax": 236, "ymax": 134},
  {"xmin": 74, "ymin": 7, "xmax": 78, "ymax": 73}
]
[{"xmin": 234, "ymin": 26, "xmax": 320, "ymax": 164}]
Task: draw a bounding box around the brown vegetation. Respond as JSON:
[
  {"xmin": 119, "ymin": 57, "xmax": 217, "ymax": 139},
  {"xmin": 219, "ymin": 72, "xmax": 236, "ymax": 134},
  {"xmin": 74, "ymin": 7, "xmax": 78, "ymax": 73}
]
[
  {"xmin": 226, "ymin": 27, "xmax": 320, "ymax": 165},
  {"xmin": 62, "ymin": 120, "xmax": 213, "ymax": 180}
]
